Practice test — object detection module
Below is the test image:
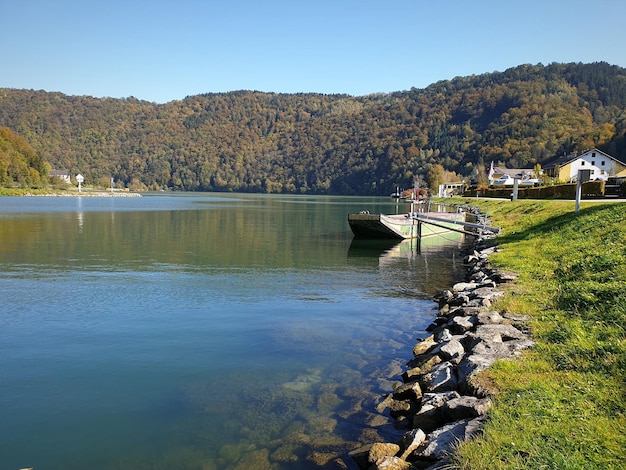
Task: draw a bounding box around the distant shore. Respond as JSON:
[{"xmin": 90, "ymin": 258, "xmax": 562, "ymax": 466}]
[
  {"xmin": 28, "ymin": 191, "xmax": 142, "ymax": 197},
  {"xmin": 1, "ymin": 189, "xmax": 142, "ymax": 197}
]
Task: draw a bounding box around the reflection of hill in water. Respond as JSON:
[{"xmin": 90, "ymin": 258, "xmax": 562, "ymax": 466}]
[
  {"xmin": 347, "ymin": 233, "xmax": 468, "ymax": 297},
  {"xmin": 0, "ymin": 201, "xmax": 353, "ymax": 271}
]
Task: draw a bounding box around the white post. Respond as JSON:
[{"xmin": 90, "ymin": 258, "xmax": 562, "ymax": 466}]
[
  {"xmin": 76, "ymin": 174, "xmax": 84, "ymax": 193},
  {"xmin": 575, "ymin": 170, "xmax": 583, "ymax": 212},
  {"xmin": 512, "ymin": 178, "xmax": 520, "ymax": 201}
]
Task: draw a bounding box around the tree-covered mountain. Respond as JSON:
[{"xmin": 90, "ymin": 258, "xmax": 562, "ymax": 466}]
[
  {"xmin": 1, "ymin": 62, "xmax": 625, "ymax": 194},
  {"xmin": 0, "ymin": 126, "xmax": 49, "ymax": 188}
]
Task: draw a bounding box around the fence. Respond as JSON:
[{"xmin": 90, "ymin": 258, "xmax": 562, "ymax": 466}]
[{"xmin": 464, "ymin": 180, "xmax": 625, "ymax": 199}]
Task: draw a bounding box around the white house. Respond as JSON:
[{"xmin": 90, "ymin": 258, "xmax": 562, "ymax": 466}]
[
  {"xmin": 543, "ymin": 148, "xmax": 626, "ymax": 182},
  {"xmin": 49, "ymin": 169, "xmax": 71, "ymax": 184},
  {"xmin": 489, "ymin": 167, "xmax": 540, "ymax": 185}
]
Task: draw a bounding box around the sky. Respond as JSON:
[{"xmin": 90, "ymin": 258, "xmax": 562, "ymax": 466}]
[{"xmin": 1, "ymin": 0, "xmax": 626, "ymax": 103}]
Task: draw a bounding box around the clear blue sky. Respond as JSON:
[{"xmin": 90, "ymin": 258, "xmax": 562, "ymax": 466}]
[{"xmin": 2, "ymin": 0, "xmax": 625, "ymax": 103}]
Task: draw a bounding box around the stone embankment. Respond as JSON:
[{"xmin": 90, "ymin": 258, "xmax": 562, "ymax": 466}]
[{"xmin": 350, "ymin": 218, "xmax": 535, "ymax": 470}]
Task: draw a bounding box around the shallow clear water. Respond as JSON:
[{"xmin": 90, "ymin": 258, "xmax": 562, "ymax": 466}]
[{"xmin": 0, "ymin": 193, "xmax": 467, "ymax": 469}]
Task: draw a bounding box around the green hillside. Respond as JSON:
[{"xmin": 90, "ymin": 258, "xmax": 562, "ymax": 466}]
[
  {"xmin": 0, "ymin": 126, "xmax": 49, "ymax": 188},
  {"xmin": 1, "ymin": 62, "xmax": 625, "ymax": 194}
]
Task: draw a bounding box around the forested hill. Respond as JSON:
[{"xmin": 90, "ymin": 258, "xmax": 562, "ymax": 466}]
[
  {"xmin": 1, "ymin": 62, "xmax": 625, "ymax": 194},
  {"xmin": 0, "ymin": 126, "xmax": 49, "ymax": 188}
]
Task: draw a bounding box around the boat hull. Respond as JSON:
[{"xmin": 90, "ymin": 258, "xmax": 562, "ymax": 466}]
[{"xmin": 348, "ymin": 212, "xmax": 464, "ymax": 239}]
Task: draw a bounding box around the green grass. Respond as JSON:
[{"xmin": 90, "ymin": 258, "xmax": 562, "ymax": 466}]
[
  {"xmin": 446, "ymin": 198, "xmax": 626, "ymax": 469},
  {"xmin": 0, "ymin": 187, "xmax": 70, "ymax": 196}
]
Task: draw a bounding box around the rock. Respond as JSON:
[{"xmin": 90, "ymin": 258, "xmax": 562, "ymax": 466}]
[
  {"xmin": 397, "ymin": 428, "xmax": 427, "ymax": 460},
  {"xmin": 393, "ymin": 381, "xmax": 423, "ymax": 402},
  {"xmin": 414, "ymin": 417, "xmax": 486, "ymax": 461},
  {"xmin": 478, "ymin": 278, "xmax": 497, "ymax": 288},
  {"xmin": 364, "ymin": 412, "xmax": 391, "ymax": 427},
  {"xmin": 448, "ymin": 293, "xmax": 470, "ymax": 306},
  {"xmin": 232, "ymin": 449, "xmax": 271, "ymax": 470},
  {"xmin": 468, "ymin": 270, "xmax": 488, "ymax": 282},
  {"xmin": 462, "ymin": 298, "xmax": 488, "ymax": 308},
  {"xmin": 493, "ymin": 272, "xmax": 518, "ymax": 283},
  {"xmin": 451, "ymin": 306, "xmax": 482, "ymax": 317},
  {"xmin": 404, "ymin": 354, "xmax": 442, "ymax": 378},
  {"xmin": 412, "ymin": 391, "xmax": 461, "ymax": 433},
  {"xmin": 348, "ymin": 445, "xmax": 372, "ymax": 469},
  {"xmin": 372, "ymin": 456, "xmax": 412, "ymax": 470},
  {"xmin": 475, "ymin": 324, "xmax": 527, "ymax": 342},
  {"xmin": 412, "ymin": 405, "xmax": 443, "ymax": 434},
  {"xmin": 430, "ymin": 339, "xmax": 465, "ymax": 363},
  {"xmin": 502, "ymin": 312, "xmax": 531, "ymax": 322},
  {"xmin": 464, "ymin": 250, "xmax": 481, "ymax": 263},
  {"xmin": 448, "ymin": 315, "xmax": 477, "ymax": 334},
  {"xmin": 420, "ymin": 362, "xmax": 458, "ymax": 392},
  {"xmin": 412, "ymin": 336, "xmax": 437, "ymax": 356},
  {"xmin": 434, "ymin": 328, "xmax": 452, "ymax": 342},
  {"xmin": 476, "ymin": 310, "xmax": 504, "ymax": 325},
  {"xmin": 388, "ymin": 398, "xmax": 416, "ymax": 418},
  {"xmin": 376, "ymin": 394, "xmax": 394, "ymax": 413},
  {"xmin": 368, "ymin": 442, "xmax": 401, "ymax": 464},
  {"xmin": 271, "ymin": 444, "xmax": 300, "ymax": 463},
  {"xmin": 436, "ymin": 290, "xmax": 454, "ymax": 308},
  {"xmin": 452, "ymin": 281, "xmax": 476, "ymax": 292},
  {"xmin": 479, "ymin": 246, "xmax": 497, "ymax": 256},
  {"xmin": 421, "ymin": 391, "xmax": 462, "ymax": 408},
  {"xmin": 470, "ymin": 287, "xmax": 505, "ymax": 302},
  {"xmin": 442, "ymin": 396, "xmax": 492, "ymax": 421}
]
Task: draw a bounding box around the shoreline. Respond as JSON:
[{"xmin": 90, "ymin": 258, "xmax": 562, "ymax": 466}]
[
  {"xmin": 350, "ymin": 211, "xmax": 534, "ymax": 469},
  {"xmin": 20, "ymin": 191, "xmax": 142, "ymax": 197}
]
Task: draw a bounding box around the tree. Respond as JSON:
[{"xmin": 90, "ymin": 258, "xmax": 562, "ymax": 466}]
[{"xmin": 427, "ymin": 164, "xmax": 445, "ymax": 191}]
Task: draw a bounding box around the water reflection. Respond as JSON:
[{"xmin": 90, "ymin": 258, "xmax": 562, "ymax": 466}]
[{"xmin": 347, "ymin": 233, "xmax": 467, "ymax": 298}]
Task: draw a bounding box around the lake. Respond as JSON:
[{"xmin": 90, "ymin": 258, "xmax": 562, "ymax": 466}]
[{"xmin": 0, "ymin": 193, "xmax": 468, "ymax": 470}]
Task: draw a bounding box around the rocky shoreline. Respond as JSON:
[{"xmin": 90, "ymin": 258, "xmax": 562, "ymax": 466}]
[{"xmin": 349, "ymin": 214, "xmax": 535, "ymax": 470}]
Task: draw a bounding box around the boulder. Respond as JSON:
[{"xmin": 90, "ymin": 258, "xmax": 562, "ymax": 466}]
[
  {"xmin": 475, "ymin": 324, "xmax": 527, "ymax": 342},
  {"xmin": 448, "ymin": 315, "xmax": 477, "ymax": 334},
  {"xmin": 393, "ymin": 381, "xmax": 423, "ymax": 402},
  {"xmin": 348, "ymin": 445, "xmax": 372, "ymax": 469},
  {"xmin": 414, "ymin": 417, "xmax": 486, "ymax": 461},
  {"xmin": 412, "ymin": 391, "xmax": 461, "ymax": 433},
  {"xmin": 397, "ymin": 428, "xmax": 427, "ymax": 460},
  {"xmin": 371, "ymin": 456, "xmax": 412, "ymax": 470},
  {"xmin": 420, "ymin": 362, "xmax": 458, "ymax": 392},
  {"xmin": 420, "ymin": 391, "xmax": 461, "ymax": 408},
  {"xmin": 448, "ymin": 293, "xmax": 470, "ymax": 306},
  {"xmin": 412, "ymin": 406, "xmax": 443, "ymax": 434},
  {"xmin": 502, "ymin": 312, "xmax": 531, "ymax": 322},
  {"xmin": 388, "ymin": 398, "xmax": 417, "ymax": 418},
  {"xmin": 412, "ymin": 336, "xmax": 437, "ymax": 356},
  {"xmin": 493, "ymin": 271, "xmax": 518, "ymax": 283},
  {"xmin": 452, "ymin": 281, "xmax": 476, "ymax": 292},
  {"xmin": 375, "ymin": 394, "xmax": 394, "ymax": 413},
  {"xmin": 404, "ymin": 355, "xmax": 442, "ymax": 380},
  {"xmin": 469, "ymin": 287, "xmax": 505, "ymax": 302},
  {"xmin": 442, "ymin": 396, "xmax": 492, "ymax": 422},
  {"xmin": 476, "ymin": 310, "xmax": 504, "ymax": 325},
  {"xmin": 430, "ymin": 339, "xmax": 465, "ymax": 363},
  {"xmin": 368, "ymin": 442, "xmax": 400, "ymax": 465},
  {"xmin": 434, "ymin": 328, "xmax": 452, "ymax": 342}
]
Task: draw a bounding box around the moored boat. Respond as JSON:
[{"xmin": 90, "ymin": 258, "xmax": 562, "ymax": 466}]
[{"xmin": 348, "ymin": 209, "xmax": 466, "ymax": 240}]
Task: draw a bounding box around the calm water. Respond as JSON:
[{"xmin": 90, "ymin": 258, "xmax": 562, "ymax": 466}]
[{"xmin": 0, "ymin": 193, "xmax": 468, "ymax": 470}]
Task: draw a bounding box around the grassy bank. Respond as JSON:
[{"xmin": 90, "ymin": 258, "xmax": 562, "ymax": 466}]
[
  {"xmin": 0, "ymin": 188, "xmax": 61, "ymax": 196},
  {"xmin": 445, "ymin": 198, "xmax": 626, "ymax": 469}
]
